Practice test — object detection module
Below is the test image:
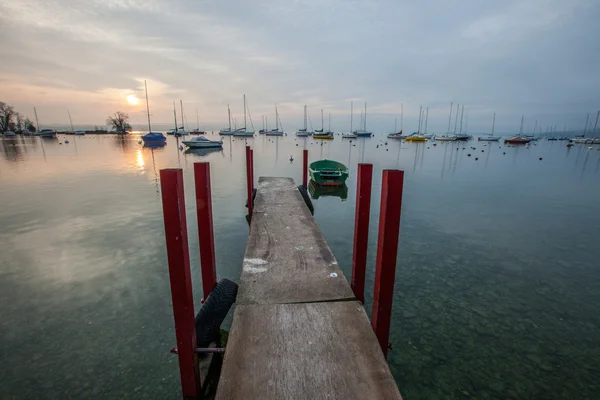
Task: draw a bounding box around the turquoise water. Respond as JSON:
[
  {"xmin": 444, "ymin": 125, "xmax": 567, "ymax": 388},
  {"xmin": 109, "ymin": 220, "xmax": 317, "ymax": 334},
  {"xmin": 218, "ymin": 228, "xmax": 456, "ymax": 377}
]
[{"xmin": 1, "ymin": 134, "xmax": 599, "ymax": 399}]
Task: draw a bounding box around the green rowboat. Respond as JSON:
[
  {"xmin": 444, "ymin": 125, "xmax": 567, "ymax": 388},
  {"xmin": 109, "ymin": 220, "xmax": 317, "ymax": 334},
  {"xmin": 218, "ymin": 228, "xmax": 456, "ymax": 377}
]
[{"xmin": 308, "ymin": 159, "xmax": 349, "ymax": 186}]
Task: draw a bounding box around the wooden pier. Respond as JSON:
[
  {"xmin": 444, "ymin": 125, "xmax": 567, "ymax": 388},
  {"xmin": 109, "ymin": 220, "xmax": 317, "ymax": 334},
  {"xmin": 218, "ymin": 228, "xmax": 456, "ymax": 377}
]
[
  {"xmin": 160, "ymin": 154, "xmax": 405, "ymax": 399},
  {"xmin": 215, "ymin": 177, "xmax": 402, "ymax": 399}
]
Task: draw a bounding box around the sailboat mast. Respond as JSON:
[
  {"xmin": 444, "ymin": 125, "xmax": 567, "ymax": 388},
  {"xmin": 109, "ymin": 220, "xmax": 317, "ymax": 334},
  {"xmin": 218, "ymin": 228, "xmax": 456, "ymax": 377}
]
[
  {"xmin": 418, "ymin": 105, "xmax": 423, "ymax": 133},
  {"xmin": 394, "ymin": 117, "xmax": 397, "ymax": 133},
  {"xmin": 593, "ymin": 110, "xmax": 599, "ymax": 137},
  {"xmin": 459, "ymin": 105, "xmax": 464, "ymax": 134},
  {"xmin": 424, "ymin": 107, "xmax": 429, "ymax": 135},
  {"xmin": 180, "ymin": 100, "xmax": 185, "ymax": 130},
  {"xmin": 266, "ymin": 116, "xmax": 268, "ymax": 130},
  {"xmin": 276, "ymin": 105, "xmax": 279, "ymax": 130},
  {"xmin": 304, "ymin": 105, "xmax": 307, "ymax": 130},
  {"xmin": 173, "ymin": 102, "xmax": 178, "ymax": 132},
  {"xmin": 243, "ymin": 94, "xmax": 247, "ymax": 129},
  {"xmin": 144, "ymin": 80, "xmax": 152, "ymax": 132},
  {"xmin": 583, "ymin": 113, "xmax": 590, "ymax": 137},
  {"xmin": 533, "ymin": 120, "xmax": 537, "ymax": 136},
  {"xmin": 329, "ymin": 112, "xmax": 331, "ymax": 132},
  {"xmin": 447, "ymin": 102, "xmax": 453, "ymax": 134},
  {"xmin": 519, "ymin": 115, "xmax": 524, "ymax": 135},
  {"xmin": 34, "ymin": 107, "xmax": 40, "ymax": 131},
  {"xmin": 68, "ymin": 110, "xmax": 74, "ymax": 132},
  {"xmin": 453, "ymin": 104, "xmax": 459, "ymax": 134},
  {"xmin": 364, "ymin": 102, "xmax": 367, "ymax": 131},
  {"xmin": 350, "ymin": 101, "xmax": 353, "ymax": 133},
  {"xmin": 227, "ymin": 104, "xmax": 231, "ymax": 130},
  {"xmin": 196, "ymin": 107, "xmax": 199, "ymax": 130},
  {"xmin": 321, "ymin": 109, "xmax": 324, "ymax": 131},
  {"xmin": 491, "ymin": 113, "xmax": 496, "ymax": 136},
  {"xmin": 401, "ymin": 102, "xmax": 404, "ymax": 131}
]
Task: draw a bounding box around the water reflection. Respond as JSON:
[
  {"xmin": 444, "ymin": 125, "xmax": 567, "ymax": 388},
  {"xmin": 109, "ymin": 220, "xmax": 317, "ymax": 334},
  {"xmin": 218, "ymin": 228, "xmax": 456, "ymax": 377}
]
[{"xmin": 308, "ymin": 180, "xmax": 348, "ymax": 200}]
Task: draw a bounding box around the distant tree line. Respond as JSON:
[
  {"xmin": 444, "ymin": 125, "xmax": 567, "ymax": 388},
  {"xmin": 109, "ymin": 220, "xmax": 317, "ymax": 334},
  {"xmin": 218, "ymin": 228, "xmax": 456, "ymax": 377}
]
[{"xmin": 0, "ymin": 102, "xmax": 36, "ymax": 133}]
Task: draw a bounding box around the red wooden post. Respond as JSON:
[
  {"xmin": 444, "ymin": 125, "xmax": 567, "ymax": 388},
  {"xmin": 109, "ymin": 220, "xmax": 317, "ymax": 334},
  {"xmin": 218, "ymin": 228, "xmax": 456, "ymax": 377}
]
[
  {"xmin": 371, "ymin": 169, "xmax": 404, "ymax": 358},
  {"xmin": 250, "ymin": 148, "xmax": 255, "ymax": 192},
  {"xmin": 351, "ymin": 163, "xmax": 373, "ymax": 304},
  {"xmin": 245, "ymin": 145, "xmax": 253, "ymax": 216},
  {"xmin": 302, "ymin": 149, "xmax": 308, "ymax": 187},
  {"xmin": 160, "ymin": 168, "xmax": 201, "ymax": 398},
  {"xmin": 194, "ymin": 162, "xmax": 217, "ymax": 300}
]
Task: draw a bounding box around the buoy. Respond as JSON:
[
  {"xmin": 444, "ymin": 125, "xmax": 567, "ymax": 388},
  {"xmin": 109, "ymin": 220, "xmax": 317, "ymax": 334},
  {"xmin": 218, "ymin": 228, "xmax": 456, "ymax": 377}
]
[
  {"xmin": 138, "ymin": 141, "xmax": 142, "ymax": 144},
  {"xmin": 289, "ymin": 156, "xmax": 294, "ymax": 162},
  {"xmin": 467, "ymin": 154, "xmax": 471, "ymax": 156},
  {"xmin": 64, "ymin": 140, "xmax": 69, "ymax": 144},
  {"xmin": 384, "ymin": 142, "xmax": 388, "ymax": 145},
  {"xmin": 475, "ymin": 157, "xmax": 478, "ymax": 160},
  {"xmin": 376, "ymin": 145, "xmax": 379, "ymax": 148},
  {"xmin": 482, "ymin": 150, "xmax": 484, "ymax": 152},
  {"xmin": 539, "ymin": 157, "xmax": 543, "ymax": 160},
  {"xmin": 503, "ymin": 152, "xmax": 506, "ymax": 154},
  {"xmin": 296, "ymin": 143, "xmax": 298, "ymax": 146},
  {"xmin": 386, "ymin": 149, "xmax": 389, "ymax": 151}
]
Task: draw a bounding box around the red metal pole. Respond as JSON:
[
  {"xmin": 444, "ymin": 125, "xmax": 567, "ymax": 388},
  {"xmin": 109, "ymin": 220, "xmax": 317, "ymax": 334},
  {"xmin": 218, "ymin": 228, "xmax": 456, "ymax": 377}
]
[
  {"xmin": 194, "ymin": 162, "xmax": 217, "ymax": 300},
  {"xmin": 245, "ymin": 145, "xmax": 253, "ymax": 216},
  {"xmin": 371, "ymin": 169, "xmax": 404, "ymax": 359},
  {"xmin": 302, "ymin": 149, "xmax": 308, "ymax": 187},
  {"xmin": 160, "ymin": 168, "xmax": 201, "ymax": 398},
  {"xmin": 351, "ymin": 163, "xmax": 373, "ymax": 304}
]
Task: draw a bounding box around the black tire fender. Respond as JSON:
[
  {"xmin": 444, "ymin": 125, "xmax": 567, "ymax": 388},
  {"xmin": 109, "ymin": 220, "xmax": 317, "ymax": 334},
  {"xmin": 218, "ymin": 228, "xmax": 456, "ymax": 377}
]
[{"xmin": 195, "ymin": 278, "xmax": 238, "ymax": 348}]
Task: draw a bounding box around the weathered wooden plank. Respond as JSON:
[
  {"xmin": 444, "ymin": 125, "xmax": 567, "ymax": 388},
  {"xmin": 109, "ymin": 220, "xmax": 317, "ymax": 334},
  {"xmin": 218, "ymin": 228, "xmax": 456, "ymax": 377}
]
[
  {"xmin": 216, "ymin": 301, "xmax": 402, "ymax": 400},
  {"xmin": 237, "ymin": 177, "xmax": 354, "ymax": 305}
]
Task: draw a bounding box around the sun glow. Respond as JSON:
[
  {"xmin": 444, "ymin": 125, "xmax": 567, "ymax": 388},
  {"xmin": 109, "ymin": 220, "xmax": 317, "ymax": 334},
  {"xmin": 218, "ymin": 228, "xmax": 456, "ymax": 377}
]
[{"xmin": 127, "ymin": 95, "xmax": 140, "ymax": 105}]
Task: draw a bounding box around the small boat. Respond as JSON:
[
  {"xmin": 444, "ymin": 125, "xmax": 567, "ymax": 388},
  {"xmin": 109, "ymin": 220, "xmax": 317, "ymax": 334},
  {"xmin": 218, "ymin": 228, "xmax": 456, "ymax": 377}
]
[
  {"xmin": 308, "ymin": 180, "xmax": 348, "ymax": 200},
  {"xmin": 504, "ymin": 116, "xmax": 530, "ymax": 144},
  {"xmin": 182, "ymin": 136, "xmax": 223, "ymax": 149},
  {"xmin": 435, "ymin": 135, "xmax": 457, "ymax": 141},
  {"xmin": 504, "ymin": 136, "xmax": 531, "ymax": 144},
  {"xmin": 3, "ymin": 130, "xmax": 16, "ymax": 137},
  {"xmin": 75, "ymin": 130, "xmax": 86, "ymax": 135},
  {"xmin": 547, "ymin": 137, "xmax": 558, "ymax": 141},
  {"xmin": 353, "ymin": 102, "xmax": 372, "ymax": 137},
  {"xmin": 166, "ymin": 129, "xmax": 177, "ymax": 135},
  {"xmin": 342, "ymin": 133, "xmax": 357, "ymax": 139},
  {"xmin": 39, "ymin": 129, "xmax": 57, "ymax": 138},
  {"xmin": 22, "ymin": 129, "xmax": 34, "ymax": 136},
  {"xmin": 232, "ymin": 95, "xmax": 254, "ymax": 137},
  {"xmin": 313, "ymin": 109, "xmax": 333, "ymax": 139},
  {"xmin": 405, "ymin": 133, "xmax": 426, "ymax": 142},
  {"xmin": 219, "ymin": 104, "xmax": 234, "ymax": 135},
  {"xmin": 191, "ymin": 108, "xmax": 205, "ymax": 134},
  {"xmin": 296, "ymin": 105, "xmax": 312, "ymax": 137},
  {"xmin": 266, "ymin": 106, "xmax": 284, "ymax": 136},
  {"xmin": 479, "ymin": 113, "xmax": 500, "ymax": 141},
  {"xmin": 387, "ymin": 130, "xmax": 406, "ymax": 139},
  {"xmin": 309, "ymin": 159, "xmax": 349, "ymax": 186},
  {"xmin": 141, "ymin": 81, "xmax": 166, "ymax": 145},
  {"xmin": 184, "ymin": 147, "xmax": 223, "ymax": 156}
]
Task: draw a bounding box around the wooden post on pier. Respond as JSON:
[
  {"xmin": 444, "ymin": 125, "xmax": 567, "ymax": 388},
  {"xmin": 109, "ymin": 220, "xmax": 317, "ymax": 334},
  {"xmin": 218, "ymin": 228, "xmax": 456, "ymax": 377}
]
[
  {"xmin": 351, "ymin": 163, "xmax": 373, "ymax": 304},
  {"xmin": 246, "ymin": 146, "xmax": 253, "ymax": 216},
  {"xmin": 372, "ymin": 169, "xmax": 404, "ymax": 358},
  {"xmin": 194, "ymin": 162, "xmax": 217, "ymax": 300},
  {"xmin": 302, "ymin": 149, "xmax": 308, "ymax": 187},
  {"xmin": 160, "ymin": 168, "xmax": 201, "ymax": 398}
]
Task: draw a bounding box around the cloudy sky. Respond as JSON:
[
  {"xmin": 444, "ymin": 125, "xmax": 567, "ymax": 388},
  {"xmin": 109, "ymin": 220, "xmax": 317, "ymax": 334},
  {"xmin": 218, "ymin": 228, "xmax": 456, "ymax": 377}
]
[{"xmin": 1, "ymin": 0, "xmax": 599, "ymax": 134}]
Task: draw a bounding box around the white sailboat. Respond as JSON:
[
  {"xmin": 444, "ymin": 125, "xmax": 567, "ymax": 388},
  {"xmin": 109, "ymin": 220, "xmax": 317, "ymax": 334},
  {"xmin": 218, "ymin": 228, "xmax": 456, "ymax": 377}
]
[
  {"xmin": 175, "ymin": 100, "xmax": 190, "ymax": 136},
  {"xmin": 353, "ymin": 102, "xmax": 372, "ymax": 137},
  {"xmin": 141, "ymin": 80, "xmax": 166, "ymax": 144},
  {"xmin": 313, "ymin": 109, "xmax": 333, "ymax": 139},
  {"xmin": 342, "ymin": 101, "xmax": 357, "ymax": 139},
  {"xmin": 295, "ymin": 105, "xmax": 312, "ymax": 137},
  {"xmin": 435, "ymin": 102, "xmax": 458, "ymax": 141},
  {"xmin": 219, "ymin": 104, "xmax": 234, "ymax": 135},
  {"xmin": 388, "ymin": 103, "xmax": 406, "ymax": 139},
  {"xmin": 191, "ymin": 108, "xmax": 205, "ymax": 134},
  {"xmin": 232, "ymin": 95, "xmax": 254, "ymax": 137},
  {"xmin": 479, "ymin": 113, "xmax": 500, "ymax": 141},
  {"xmin": 265, "ymin": 105, "xmax": 283, "ymax": 136}
]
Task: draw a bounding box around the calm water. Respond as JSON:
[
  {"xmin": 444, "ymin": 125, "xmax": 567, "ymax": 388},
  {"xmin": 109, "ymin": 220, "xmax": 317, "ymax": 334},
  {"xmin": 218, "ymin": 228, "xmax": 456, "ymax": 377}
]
[{"xmin": 1, "ymin": 134, "xmax": 599, "ymax": 399}]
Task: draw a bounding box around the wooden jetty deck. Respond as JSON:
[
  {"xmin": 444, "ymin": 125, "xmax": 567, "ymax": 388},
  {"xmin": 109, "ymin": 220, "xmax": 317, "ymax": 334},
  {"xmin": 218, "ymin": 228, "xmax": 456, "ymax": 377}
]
[{"xmin": 215, "ymin": 177, "xmax": 402, "ymax": 399}]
